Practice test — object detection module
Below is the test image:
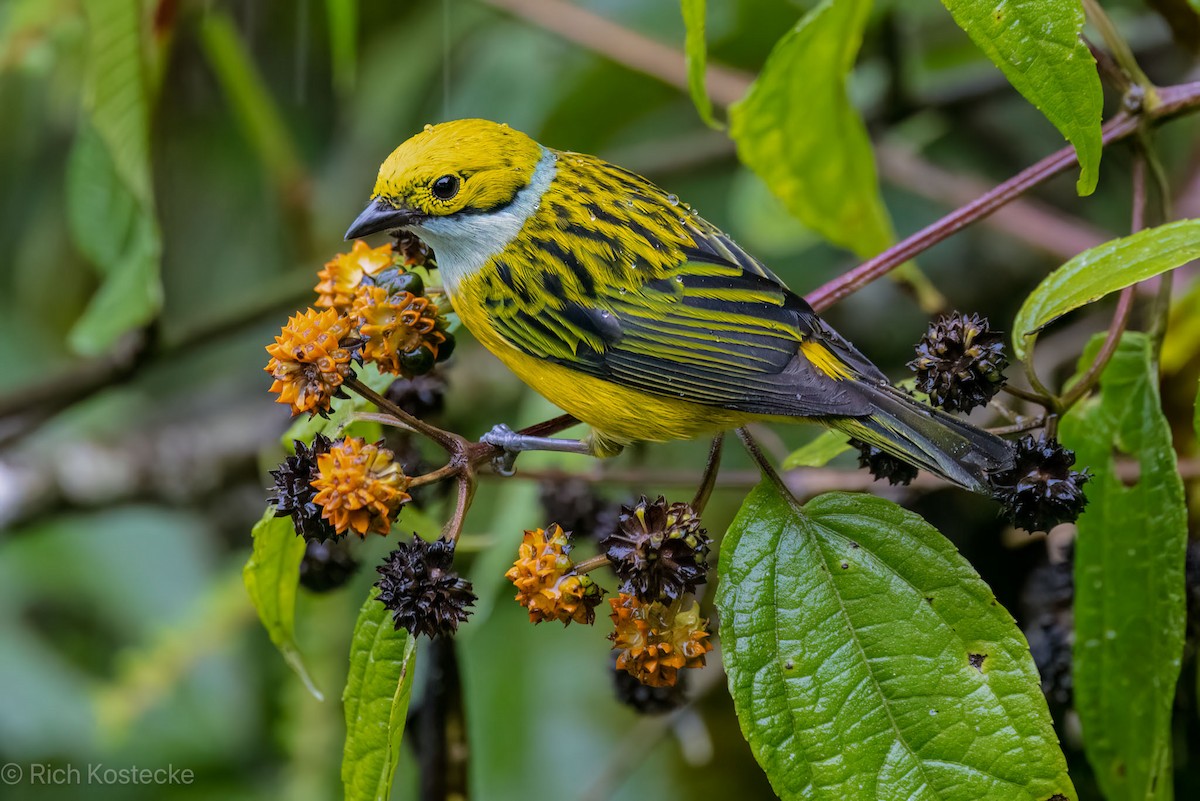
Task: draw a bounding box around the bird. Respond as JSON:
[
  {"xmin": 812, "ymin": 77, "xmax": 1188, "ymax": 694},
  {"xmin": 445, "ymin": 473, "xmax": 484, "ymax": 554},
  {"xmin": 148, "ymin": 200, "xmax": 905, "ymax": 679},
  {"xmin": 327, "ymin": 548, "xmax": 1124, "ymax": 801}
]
[{"xmin": 345, "ymin": 119, "xmax": 1014, "ymax": 493}]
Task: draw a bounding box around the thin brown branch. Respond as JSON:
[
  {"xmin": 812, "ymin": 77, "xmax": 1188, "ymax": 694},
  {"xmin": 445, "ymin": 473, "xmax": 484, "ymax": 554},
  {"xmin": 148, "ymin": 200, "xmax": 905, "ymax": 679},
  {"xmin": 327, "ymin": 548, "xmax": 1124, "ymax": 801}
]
[
  {"xmin": 804, "ymin": 112, "xmax": 1141, "ymax": 312},
  {"xmin": 875, "ymin": 143, "xmax": 1111, "ymax": 259},
  {"xmin": 1059, "ymin": 146, "xmax": 1145, "ymax": 410},
  {"xmin": 691, "ymin": 434, "xmax": 725, "ymax": 514},
  {"xmin": 442, "ymin": 473, "xmax": 476, "ymax": 543},
  {"xmin": 346, "ymin": 376, "xmax": 464, "ymax": 453}
]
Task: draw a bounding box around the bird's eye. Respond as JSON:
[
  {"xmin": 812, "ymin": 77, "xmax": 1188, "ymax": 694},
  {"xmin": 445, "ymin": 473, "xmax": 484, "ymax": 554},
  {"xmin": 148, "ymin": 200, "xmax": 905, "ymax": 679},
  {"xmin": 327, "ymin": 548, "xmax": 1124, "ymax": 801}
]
[{"xmin": 431, "ymin": 174, "xmax": 460, "ymax": 200}]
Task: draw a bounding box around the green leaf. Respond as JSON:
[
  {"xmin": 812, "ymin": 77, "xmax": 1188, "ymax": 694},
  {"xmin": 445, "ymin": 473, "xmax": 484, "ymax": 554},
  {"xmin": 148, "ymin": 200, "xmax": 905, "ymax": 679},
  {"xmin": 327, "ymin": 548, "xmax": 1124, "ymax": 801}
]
[
  {"xmin": 782, "ymin": 429, "xmax": 851, "ymax": 469},
  {"xmin": 66, "ymin": 122, "xmax": 137, "ymax": 272},
  {"xmin": 82, "ymin": 0, "xmax": 152, "ymax": 205},
  {"xmin": 199, "ymin": 10, "xmax": 304, "ymax": 188},
  {"xmin": 69, "ymin": 0, "xmax": 162, "ymax": 354},
  {"xmin": 342, "ymin": 590, "xmax": 417, "ymax": 801},
  {"xmin": 939, "ymin": 0, "xmax": 1102, "ymax": 195},
  {"xmin": 325, "ymin": 0, "xmax": 358, "ymax": 94},
  {"xmin": 1060, "ymin": 333, "xmax": 1187, "ymax": 801},
  {"xmin": 1012, "ymin": 219, "xmax": 1200, "ymax": 360},
  {"xmin": 243, "ymin": 508, "xmax": 323, "ymax": 700},
  {"xmin": 680, "ymin": 0, "xmax": 721, "ymax": 129},
  {"xmin": 729, "ymin": 0, "xmax": 893, "ymax": 259},
  {"xmin": 717, "ymin": 485, "xmax": 1075, "ymax": 801}
]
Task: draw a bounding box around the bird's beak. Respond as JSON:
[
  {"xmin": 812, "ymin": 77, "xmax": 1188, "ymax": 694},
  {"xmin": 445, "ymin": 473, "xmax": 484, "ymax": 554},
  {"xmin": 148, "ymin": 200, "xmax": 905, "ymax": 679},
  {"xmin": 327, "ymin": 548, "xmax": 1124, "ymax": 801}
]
[{"xmin": 344, "ymin": 198, "xmax": 418, "ymax": 240}]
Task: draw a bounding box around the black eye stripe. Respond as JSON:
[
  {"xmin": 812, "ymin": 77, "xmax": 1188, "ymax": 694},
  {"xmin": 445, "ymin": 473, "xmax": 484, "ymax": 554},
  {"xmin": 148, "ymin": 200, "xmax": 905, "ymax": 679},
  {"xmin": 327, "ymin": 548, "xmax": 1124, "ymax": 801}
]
[{"xmin": 432, "ymin": 174, "xmax": 460, "ymax": 200}]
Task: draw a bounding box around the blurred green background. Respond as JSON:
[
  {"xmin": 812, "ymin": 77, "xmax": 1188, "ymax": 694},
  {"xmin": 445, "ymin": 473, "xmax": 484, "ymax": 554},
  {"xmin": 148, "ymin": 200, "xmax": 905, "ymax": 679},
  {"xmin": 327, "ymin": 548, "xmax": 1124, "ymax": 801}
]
[{"xmin": 1, "ymin": 1, "xmax": 1198, "ymax": 799}]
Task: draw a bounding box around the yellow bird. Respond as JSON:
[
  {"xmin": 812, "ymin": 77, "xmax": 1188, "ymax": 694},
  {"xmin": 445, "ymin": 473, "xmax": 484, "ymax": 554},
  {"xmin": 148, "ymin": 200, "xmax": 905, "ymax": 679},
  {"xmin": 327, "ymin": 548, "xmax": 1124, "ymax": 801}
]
[{"xmin": 346, "ymin": 119, "xmax": 1013, "ymax": 493}]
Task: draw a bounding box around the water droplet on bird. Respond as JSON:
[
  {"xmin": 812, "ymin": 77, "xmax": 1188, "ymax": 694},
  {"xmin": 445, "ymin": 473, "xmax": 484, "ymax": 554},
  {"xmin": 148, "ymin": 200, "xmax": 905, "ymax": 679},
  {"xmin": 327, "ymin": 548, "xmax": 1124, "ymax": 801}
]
[
  {"xmin": 625, "ymin": 199, "xmax": 635, "ymax": 207},
  {"xmin": 589, "ymin": 212, "xmax": 596, "ymax": 221},
  {"xmin": 667, "ymin": 194, "xmax": 679, "ymax": 206},
  {"xmin": 500, "ymin": 122, "xmax": 509, "ymax": 128},
  {"xmin": 423, "ymin": 123, "xmax": 434, "ymax": 133},
  {"xmin": 673, "ymin": 275, "xmax": 684, "ymax": 284},
  {"xmin": 618, "ymin": 287, "xmax": 628, "ymax": 295}
]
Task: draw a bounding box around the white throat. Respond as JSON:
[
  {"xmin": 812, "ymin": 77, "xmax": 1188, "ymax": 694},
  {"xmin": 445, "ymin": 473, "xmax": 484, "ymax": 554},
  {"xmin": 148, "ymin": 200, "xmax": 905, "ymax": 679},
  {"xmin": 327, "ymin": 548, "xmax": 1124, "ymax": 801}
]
[{"xmin": 408, "ymin": 147, "xmax": 557, "ymax": 292}]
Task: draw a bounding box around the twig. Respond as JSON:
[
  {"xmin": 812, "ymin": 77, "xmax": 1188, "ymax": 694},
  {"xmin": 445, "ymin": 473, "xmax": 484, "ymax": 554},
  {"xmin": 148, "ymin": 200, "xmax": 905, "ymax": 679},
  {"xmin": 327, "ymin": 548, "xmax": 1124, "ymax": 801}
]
[
  {"xmin": 1081, "ymin": 0, "xmax": 1156, "ymax": 99},
  {"xmin": 805, "ymin": 112, "xmax": 1140, "ymax": 312},
  {"xmin": 1058, "ymin": 151, "xmax": 1147, "ymax": 409},
  {"xmin": 417, "ymin": 637, "xmax": 468, "ymax": 801},
  {"xmin": 691, "ymin": 434, "xmax": 724, "ymax": 514},
  {"xmin": 573, "ymin": 554, "xmax": 610, "ymax": 574},
  {"xmin": 1000, "ymin": 383, "xmax": 1053, "ymax": 406},
  {"xmin": 442, "ymin": 473, "xmax": 476, "ymax": 543},
  {"xmin": 346, "ymin": 376, "xmax": 463, "ymax": 452},
  {"xmin": 735, "ymin": 427, "xmax": 797, "ymax": 508}
]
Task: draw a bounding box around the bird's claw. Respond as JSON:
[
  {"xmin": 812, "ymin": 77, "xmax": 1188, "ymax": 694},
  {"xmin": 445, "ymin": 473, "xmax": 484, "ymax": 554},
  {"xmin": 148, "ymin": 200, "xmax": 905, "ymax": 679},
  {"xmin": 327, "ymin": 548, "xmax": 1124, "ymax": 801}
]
[{"xmin": 481, "ymin": 423, "xmax": 521, "ymax": 476}]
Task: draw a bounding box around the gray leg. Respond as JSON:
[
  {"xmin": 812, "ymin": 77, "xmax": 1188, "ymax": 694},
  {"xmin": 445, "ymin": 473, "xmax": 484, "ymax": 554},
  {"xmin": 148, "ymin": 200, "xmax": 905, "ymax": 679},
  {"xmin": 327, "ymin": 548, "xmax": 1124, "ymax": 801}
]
[{"xmin": 481, "ymin": 423, "xmax": 595, "ymax": 476}]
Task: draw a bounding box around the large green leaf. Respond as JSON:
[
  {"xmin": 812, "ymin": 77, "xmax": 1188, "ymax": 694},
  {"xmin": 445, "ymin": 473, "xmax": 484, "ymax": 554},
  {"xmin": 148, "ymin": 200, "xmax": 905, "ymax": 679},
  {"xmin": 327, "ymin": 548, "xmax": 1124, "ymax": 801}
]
[
  {"xmin": 69, "ymin": 0, "xmax": 162, "ymax": 354},
  {"xmin": 1012, "ymin": 219, "xmax": 1200, "ymax": 360},
  {"xmin": 729, "ymin": 0, "xmax": 893, "ymax": 259},
  {"xmin": 939, "ymin": 0, "xmax": 1102, "ymax": 195},
  {"xmin": 1060, "ymin": 333, "xmax": 1187, "ymax": 801},
  {"xmin": 199, "ymin": 10, "xmax": 303, "ymax": 188},
  {"xmin": 325, "ymin": 0, "xmax": 358, "ymax": 94},
  {"xmin": 717, "ymin": 486, "xmax": 1074, "ymax": 801},
  {"xmin": 82, "ymin": 0, "xmax": 151, "ymax": 204},
  {"xmin": 243, "ymin": 508, "xmax": 323, "ymax": 700},
  {"xmin": 680, "ymin": 0, "xmax": 721, "ymax": 129},
  {"xmin": 342, "ymin": 590, "xmax": 417, "ymax": 801}
]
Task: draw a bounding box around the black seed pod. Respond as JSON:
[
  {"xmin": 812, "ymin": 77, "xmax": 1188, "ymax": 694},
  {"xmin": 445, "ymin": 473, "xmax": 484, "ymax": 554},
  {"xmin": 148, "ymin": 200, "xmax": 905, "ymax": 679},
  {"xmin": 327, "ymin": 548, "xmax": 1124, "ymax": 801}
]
[
  {"xmin": 400, "ymin": 345, "xmax": 436, "ymax": 376},
  {"xmin": 385, "ymin": 372, "xmax": 448, "ymax": 419},
  {"xmin": 369, "ymin": 267, "xmax": 425, "ymax": 298},
  {"xmin": 391, "ymin": 230, "xmax": 435, "ymax": 269},
  {"xmin": 299, "ymin": 537, "xmax": 360, "ymax": 593},
  {"xmin": 908, "ymin": 312, "xmax": 1008, "ymax": 412},
  {"xmin": 601, "ymin": 496, "xmax": 710, "ymax": 602},
  {"xmin": 1020, "ymin": 547, "xmax": 1075, "ymax": 708},
  {"xmin": 849, "ymin": 439, "xmax": 918, "ymax": 486},
  {"xmin": 611, "ymin": 654, "xmax": 689, "ymax": 714},
  {"xmin": 538, "ymin": 477, "xmax": 614, "ymax": 540},
  {"xmin": 269, "ymin": 434, "xmax": 337, "ymax": 541},
  {"xmin": 991, "ymin": 435, "xmax": 1090, "ymax": 532},
  {"xmin": 434, "ymin": 333, "xmax": 455, "ymax": 363},
  {"xmin": 375, "ymin": 535, "xmax": 475, "ymax": 638}
]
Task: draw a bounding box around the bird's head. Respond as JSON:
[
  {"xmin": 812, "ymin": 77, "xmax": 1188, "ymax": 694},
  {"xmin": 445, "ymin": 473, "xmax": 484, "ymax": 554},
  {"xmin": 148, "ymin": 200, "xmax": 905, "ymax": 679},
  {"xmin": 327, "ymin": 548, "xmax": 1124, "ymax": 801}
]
[{"xmin": 345, "ymin": 119, "xmax": 544, "ymax": 240}]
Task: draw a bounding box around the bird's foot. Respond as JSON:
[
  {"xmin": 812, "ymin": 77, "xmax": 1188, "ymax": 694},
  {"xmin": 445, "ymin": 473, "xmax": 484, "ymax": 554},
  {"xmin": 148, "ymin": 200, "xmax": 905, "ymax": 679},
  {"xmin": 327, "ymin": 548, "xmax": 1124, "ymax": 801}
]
[
  {"xmin": 479, "ymin": 423, "xmax": 595, "ymax": 476},
  {"xmin": 481, "ymin": 423, "xmax": 523, "ymax": 476}
]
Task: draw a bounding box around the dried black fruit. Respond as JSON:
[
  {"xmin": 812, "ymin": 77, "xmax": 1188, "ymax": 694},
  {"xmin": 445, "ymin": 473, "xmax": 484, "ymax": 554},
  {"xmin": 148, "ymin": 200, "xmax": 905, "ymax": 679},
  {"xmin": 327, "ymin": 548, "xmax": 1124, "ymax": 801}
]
[
  {"xmin": 909, "ymin": 312, "xmax": 1008, "ymax": 413},
  {"xmin": 269, "ymin": 434, "xmax": 337, "ymax": 541},
  {"xmin": 849, "ymin": 438, "xmax": 919, "ymax": 486},
  {"xmin": 299, "ymin": 538, "xmax": 360, "ymax": 593},
  {"xmin": 991, "ymin": 435, "xmax": 1090, "ymax": 532},
  {"xmin": 538, "ymin": 477, "xmax": 614, "ymax": 540},
  {"xmin": 376, "ymin": 535, "xmax": 475, "ymax": 638},
  {"xmin": 601, "ymin": 496, "xmax": 710, "ymax": 602},
  {"xmin": 385, "ymin": 372, "xmax": 448, "ymax": 419},
  {"xmin": 611, "ymin": 653, "xmax": 689, "ymax": 714}
]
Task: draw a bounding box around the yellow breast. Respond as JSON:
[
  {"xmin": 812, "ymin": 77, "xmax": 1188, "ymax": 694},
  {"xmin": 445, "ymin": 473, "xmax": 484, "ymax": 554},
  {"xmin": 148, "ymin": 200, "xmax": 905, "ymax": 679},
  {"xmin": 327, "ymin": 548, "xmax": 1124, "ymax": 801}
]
[{"xmin": 449, "ymin": 274, "xmax": 750, "ymax": 448}]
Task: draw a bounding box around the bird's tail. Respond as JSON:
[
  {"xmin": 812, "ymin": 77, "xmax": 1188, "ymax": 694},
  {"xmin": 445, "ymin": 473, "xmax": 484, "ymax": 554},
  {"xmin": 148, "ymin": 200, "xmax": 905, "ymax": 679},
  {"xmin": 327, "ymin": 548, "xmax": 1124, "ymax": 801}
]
[{"xmin": 832, "ymin": 383, "xmax": 1014, "ymax": 495}]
